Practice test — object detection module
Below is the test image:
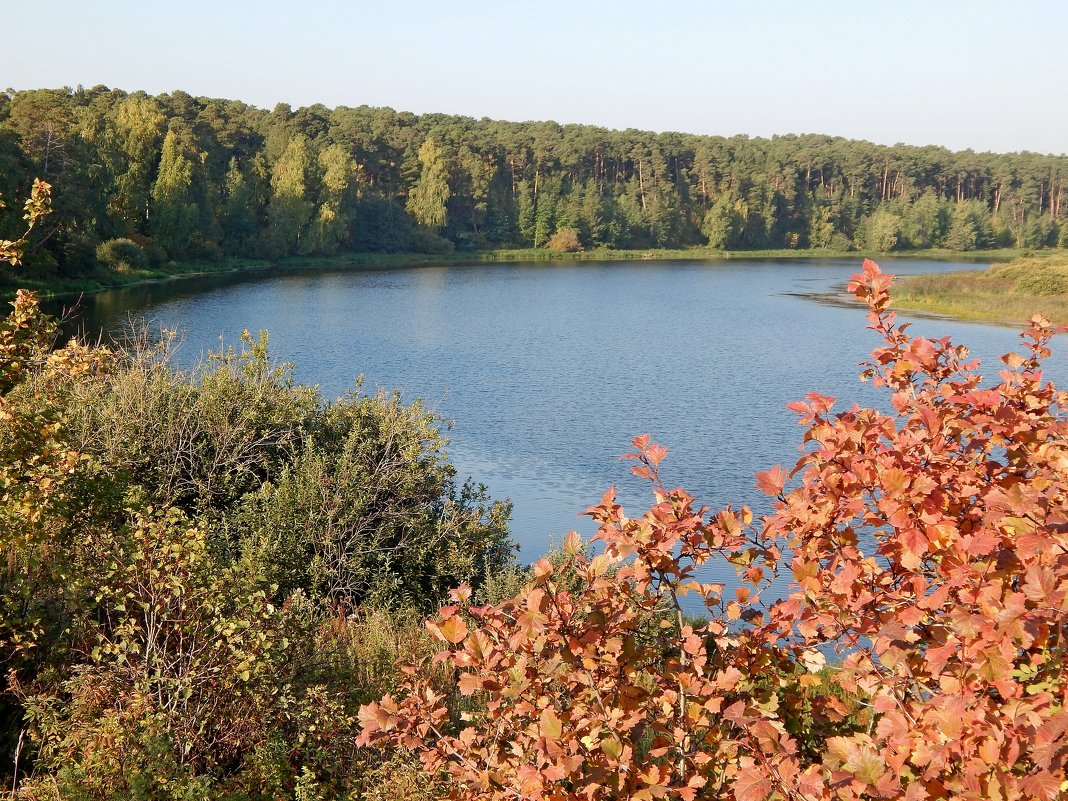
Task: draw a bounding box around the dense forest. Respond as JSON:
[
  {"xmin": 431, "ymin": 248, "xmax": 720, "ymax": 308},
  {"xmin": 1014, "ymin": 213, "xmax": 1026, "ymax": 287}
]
[{"xmin": 1, "ymin": 86, "xmax": 1066, "ymax": 280}]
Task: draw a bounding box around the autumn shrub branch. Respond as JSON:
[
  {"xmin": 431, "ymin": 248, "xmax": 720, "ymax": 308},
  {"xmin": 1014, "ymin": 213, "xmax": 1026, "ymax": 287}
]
[{"xmin": 359, "ymin": 260, "xmax": 1068, "ymax": 801}]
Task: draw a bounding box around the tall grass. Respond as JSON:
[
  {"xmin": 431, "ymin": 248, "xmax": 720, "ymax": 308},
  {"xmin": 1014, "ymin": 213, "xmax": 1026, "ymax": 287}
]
[{"xmin": 893, "ymin": 252, "xmax": 1068, "ymax": 324}]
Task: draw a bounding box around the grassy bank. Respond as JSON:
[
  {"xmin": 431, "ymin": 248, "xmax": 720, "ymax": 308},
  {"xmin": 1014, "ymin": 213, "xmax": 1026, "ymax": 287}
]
[
  {"xmin": 893, "ymin": 250, "xmax": 1068, "ymax": 324},
  {"xmin": 481, "ymin": 246, "xmax": 1021, "ymax": 264},
  {"xmin": 2, "ymin": 246, "xmax": 1024, "ymax": 301},
  {"xmin": 0, "ymin": 252, "xmax": 459, "ymax": 301}
]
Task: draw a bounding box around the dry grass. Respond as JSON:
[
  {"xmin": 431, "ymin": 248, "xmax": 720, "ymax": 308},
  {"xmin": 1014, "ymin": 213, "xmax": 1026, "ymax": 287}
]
[{"xmin": 893, "ymin": 252, "xmax": 1068, "ymax": 324}]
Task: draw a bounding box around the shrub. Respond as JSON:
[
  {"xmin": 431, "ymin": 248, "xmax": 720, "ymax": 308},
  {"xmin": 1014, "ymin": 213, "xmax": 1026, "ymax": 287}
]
[
  {"xmin": 829, "ymin": 231, "xmax": 855, "ymax": 252},
  {"xmin": 359, "ymin": 260, "xmax": 1068, "ymax": 801},
  {"xmin": 1015, "ymin": 269, "xmax": 1068, "ymax": 296},
  {"xmin": 546, "ymin": 227, "xmax": 583, "ymax": 253},
  {"xmin": 95, "ymin": 237, "xmax": 148, "ymax": 273},
  {"xmin": 990, "ymin": 257, "xmax": 1068, "ymax": 296},
  {"xmin": 0, "ymin": 296, "xmax": 515, "ymax": 795},
  {"xmin": 409, "ymin": 228, "xmax": 455, "ymax": 255},
  {"xmin": 228, "ymin": 386, "xmax": 513, "ymax": 608}
]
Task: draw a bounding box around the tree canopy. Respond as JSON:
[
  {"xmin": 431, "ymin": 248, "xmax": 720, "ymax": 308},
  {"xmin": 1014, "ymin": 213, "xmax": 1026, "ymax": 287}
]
[{"xmin": 0, "ymin": 86, "xmax": 1065, "ymax": 280}]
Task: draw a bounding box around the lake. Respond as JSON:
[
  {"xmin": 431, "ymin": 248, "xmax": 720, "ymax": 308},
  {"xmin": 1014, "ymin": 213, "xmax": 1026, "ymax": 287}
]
[{"xmin": 57, "ymin": 257, "xmax": 1068, "ymax": 599}]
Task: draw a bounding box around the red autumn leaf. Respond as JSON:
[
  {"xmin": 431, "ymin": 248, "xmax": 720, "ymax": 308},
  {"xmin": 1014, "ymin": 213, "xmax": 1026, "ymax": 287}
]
[
  {"xmin": 880, "ymin": 467, "xmax": 909, "ymax": 495},
  {"xmin": 435, "ymin": 615, "xmax": 468, "ymax": 644},
  {"xmin": 532, "ymin": 558, "xmax": 554, "ymax": 581},
  {"xmin": 845, "ymin": 746, "xmax": 886, "ymax": 786},
  {"xmin": 458, "ymin": 673, "xmax": 483, "ymax": 696},
  {"xmin": 755, "ymin": 464, "xmax": 787, "ymax": 496},
  {"xmin": 1020, "ymin": 770, "xmax": 1062, "ymax": 801},
  {"xmin": 1022, "ymin": 564, "xmax": 1058, "ymax": 603},
  {"xmin": 732, "ymin": 770, "xmax": 773, "ymax": 801}
]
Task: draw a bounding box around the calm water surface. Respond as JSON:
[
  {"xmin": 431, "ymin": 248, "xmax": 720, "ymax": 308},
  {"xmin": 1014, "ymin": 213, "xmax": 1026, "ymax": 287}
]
[{"xmin": 61, "ymin": 258, "xmax": 1068, "ymax": 601}]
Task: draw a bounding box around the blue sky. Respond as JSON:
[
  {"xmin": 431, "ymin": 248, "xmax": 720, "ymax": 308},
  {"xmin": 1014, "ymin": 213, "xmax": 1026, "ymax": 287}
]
[{"xmin": 4, "ymin": 0, "xmax": 1066, "ymax": 154}]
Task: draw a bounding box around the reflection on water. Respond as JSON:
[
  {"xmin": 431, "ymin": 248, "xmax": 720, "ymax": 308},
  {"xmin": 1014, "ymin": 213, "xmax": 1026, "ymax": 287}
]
[{"xmin": 57, "ymin": 257, "xmax": 1068, "ymax": 609}]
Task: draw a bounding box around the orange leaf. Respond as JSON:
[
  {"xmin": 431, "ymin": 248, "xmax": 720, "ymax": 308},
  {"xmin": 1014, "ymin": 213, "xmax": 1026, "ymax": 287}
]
[
  {"xmin": 732, "ymin": 770, "xmax": 773, "ymax": 801},
  {"xmin": 437, "ymin": 616, "xmax": 468, "ymax": 644},
  {"xmin": 539, "ymin": 707, "xmax": 563, "ymax": 742},
  {"xmin": 533, "ymin": 558, "xmax": 554, "ymax": 581},
  {"xmin": 755, "ymin": 465, "xmax": 787, "ymax": 496},
  {"xmin": 458, "ymin": 673, "xmax": 483, "ymax": 696}
]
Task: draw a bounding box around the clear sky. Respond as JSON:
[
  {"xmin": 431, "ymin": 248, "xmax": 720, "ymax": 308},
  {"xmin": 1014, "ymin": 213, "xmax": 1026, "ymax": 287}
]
[{"xmin": 4, "ymin": 0, "xmax": 1066, "ymax": 155}]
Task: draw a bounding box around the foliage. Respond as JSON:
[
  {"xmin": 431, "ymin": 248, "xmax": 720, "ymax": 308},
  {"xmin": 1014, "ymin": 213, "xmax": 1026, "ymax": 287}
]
[
  {"xmin": 546, "ymin": 228, "xmax": 583, "ymax": 253},
  {"xmin": 227, "ymin": 386, "xmax": 513, "ymax": 607},
  {"xmin": 267, "ymin": 135, "xmax": 315, "ymax": 256},
  {"xmin": 895, "ymin": 253, "xmax": 1068, "ymax": 324},
  {"xmin": 407, "ymin": 137, "xmax": 451, "ymax": 232},
  {"xmin": 409, "ymin": 227, "xmax": 456, "ymax": 255},
  {"xmin": 860, "ymin": 207, "xmax": 901, "ymax": 251},
  {"xmin": 15, "ymin": 509, "xmax": 318, "ymax": 798},
  {"xmin": 1, "ymin": 86, "xmax": 1064, "ymax": 277},
  {"xmin": 0, "ymin": 289, "xmax": 513, "ymax": 795},
  {"xmin": 701, "ymin": 196, "xmax": 744, "ymax": 249},
  {"xmin": 991, "ymin": 255, "xmax": 1068, "ymax": 297},
  {"xmin": 359, "ymin": 260, "xmax": 1068, "ymax": 801},
  {"xmin": 94, "ymin": 237, "xmax": 147, "ymax": 272},
  {"xmin": 0, "ymin": 178, "xmax": 51, "ymax": 266}
]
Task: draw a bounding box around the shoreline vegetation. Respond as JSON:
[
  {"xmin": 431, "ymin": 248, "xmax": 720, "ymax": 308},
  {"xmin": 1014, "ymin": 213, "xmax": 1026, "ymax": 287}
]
[
  {"xmin": 0, "ymin": 245, "xmax": 1024, "ymax": 301},
  {"xmin": 2, "ymin": 86, "xmax": 1066, "ymax": 311},
  {"xmin": 4, "ymin": 110, "xmax": 1067, "ymax": 793},
  {"xmin": 892, "ymin": 250, "xmax": 1068, "ymax": 325},
  {"xmin": 5, "ymin": 261, "xmax": 1067, "ymax": 797}
]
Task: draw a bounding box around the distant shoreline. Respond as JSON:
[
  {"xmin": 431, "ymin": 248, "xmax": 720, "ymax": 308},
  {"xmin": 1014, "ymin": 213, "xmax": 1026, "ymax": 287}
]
[{"xmin": 2, "ymin": 247, "xmax": 1020, "ymax": 302}]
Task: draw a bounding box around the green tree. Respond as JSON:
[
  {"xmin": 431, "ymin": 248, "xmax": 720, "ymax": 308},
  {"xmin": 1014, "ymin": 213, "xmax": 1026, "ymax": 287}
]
[
  {"xmin": 945, "ymin": 199, "xmax": 992, "ymax": 251},
  {"xmin": 406, "ymin": 137, "xmax": 450, "ymax": 231},
  {"xmin": 701, "ymin": 196, "xmax": 743, "ymax": 249},
  {"xmin": 109, "ymin": 95, "xmax": 167, "ymax": 232},
  {"xmin": 219, "ymin": 157, "xmax": 259, "ymax": 255},
  {"xmin": 901, "ymin": 189, "xmax": 948, "ymax": 248},
  {"xmin": 807, "ymin": 202, "xmax": 836, "ymax": 248},
  {"xmin": 313, "ymin": 142, "xmax": 356, "ymax": 254},
  {"xmin": 150, "ymin": 128, "xmax": 200, "ymax": 257},
  {"xmin": 515, "ymin": 178, "xmax": 536, "ymax": 245},
  {"xmin": 267, "ymin": 134, "xmax": 314, "ymax": 255},
  {"xmin": 861, "ymin": 206, "xmax": 902, "ymax": 251}
]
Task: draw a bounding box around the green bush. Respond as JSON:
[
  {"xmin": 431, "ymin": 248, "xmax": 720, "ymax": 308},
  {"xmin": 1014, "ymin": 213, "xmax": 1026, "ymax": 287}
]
[
  {"xmin": 0, "ymin": 298, "xmax": 515, "ymax": 796},
  {"xmin": 1015, "ymin": 268, "xmax": 1068, "ymax": 295},
  {"xmin": 228, "ymin": 386, "xmax": 513, "ymax": 608},
  {"xmin": 989, "ymin": 257, "xmax": 1068, "ymax": 296},
  {"xmin": 95, "ymin": 238, "xmax": 148, "ymax": 273},
  {"xmin": 408, "ymin": 227, "xmax": 455, "ymax": 255}
]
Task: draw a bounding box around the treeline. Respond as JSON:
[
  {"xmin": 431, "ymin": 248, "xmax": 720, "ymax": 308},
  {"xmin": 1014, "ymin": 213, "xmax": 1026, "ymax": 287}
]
[{"xmin": 1, "ymin": 85, "xmax": 1066, "ymax": 277}]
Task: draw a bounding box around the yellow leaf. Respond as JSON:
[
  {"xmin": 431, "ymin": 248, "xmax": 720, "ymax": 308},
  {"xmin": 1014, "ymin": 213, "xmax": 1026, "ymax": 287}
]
[
  {"xmin": 540, "ymin": 707, "xmax": 563, "ymax": 742},
  {"xmin": 563, "ymin": 530, "xmax": 582, "ymax": 555},
  {"xmin": 600, "ymin": 734, "xmax": 623, "ymax": 759}
]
